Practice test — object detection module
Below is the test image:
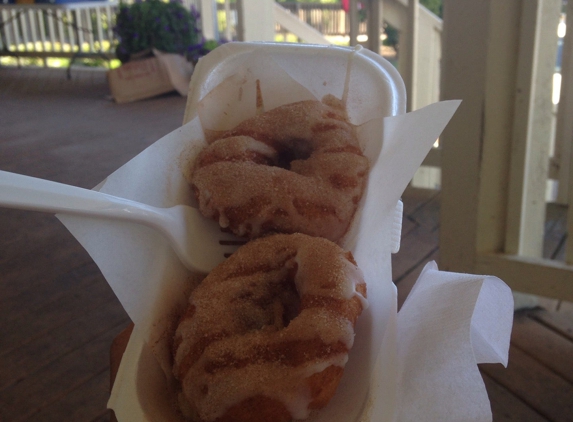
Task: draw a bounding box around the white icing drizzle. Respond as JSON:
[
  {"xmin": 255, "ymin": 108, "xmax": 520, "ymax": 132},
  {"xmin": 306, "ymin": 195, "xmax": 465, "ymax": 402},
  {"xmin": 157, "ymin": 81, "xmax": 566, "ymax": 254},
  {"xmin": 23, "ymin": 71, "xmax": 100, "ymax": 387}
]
[{"xmin": 173, "ymin": 234, "xmax": 368, "ymax": 422}]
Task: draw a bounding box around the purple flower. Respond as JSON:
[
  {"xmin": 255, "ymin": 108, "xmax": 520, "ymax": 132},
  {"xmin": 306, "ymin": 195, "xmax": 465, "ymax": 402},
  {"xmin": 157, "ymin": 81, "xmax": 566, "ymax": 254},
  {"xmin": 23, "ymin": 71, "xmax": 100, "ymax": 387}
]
[{"xmin": 190, "ymin": 5, "xmax": 200, "ymax": 20}]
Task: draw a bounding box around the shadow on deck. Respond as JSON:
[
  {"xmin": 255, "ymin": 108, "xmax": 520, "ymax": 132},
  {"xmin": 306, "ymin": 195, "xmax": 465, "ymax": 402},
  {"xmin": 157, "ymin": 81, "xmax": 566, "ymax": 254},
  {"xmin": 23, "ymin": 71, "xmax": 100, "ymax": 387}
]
[{"xmin": 1, "ymin": 67, "xmax": 572, "ymax": 421}]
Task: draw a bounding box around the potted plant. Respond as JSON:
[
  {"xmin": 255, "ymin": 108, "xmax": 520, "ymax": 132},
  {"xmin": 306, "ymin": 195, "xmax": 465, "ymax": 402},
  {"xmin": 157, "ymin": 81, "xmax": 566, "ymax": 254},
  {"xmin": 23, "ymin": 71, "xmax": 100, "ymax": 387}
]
[{"xmin": 114, "ymin": 0, "xmax": 205, "ymax": 64}]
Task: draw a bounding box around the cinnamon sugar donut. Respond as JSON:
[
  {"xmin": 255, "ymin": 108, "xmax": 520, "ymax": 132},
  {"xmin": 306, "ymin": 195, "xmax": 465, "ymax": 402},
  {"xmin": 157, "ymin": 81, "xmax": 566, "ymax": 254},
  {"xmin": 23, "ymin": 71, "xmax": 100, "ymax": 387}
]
[
  {"xmin": 172, "ymin": 233, "xmax": 367, "ymax": 422},
  {"xmin": 191, "ymin": 95, "xmax": 369, "ymax": 243}
]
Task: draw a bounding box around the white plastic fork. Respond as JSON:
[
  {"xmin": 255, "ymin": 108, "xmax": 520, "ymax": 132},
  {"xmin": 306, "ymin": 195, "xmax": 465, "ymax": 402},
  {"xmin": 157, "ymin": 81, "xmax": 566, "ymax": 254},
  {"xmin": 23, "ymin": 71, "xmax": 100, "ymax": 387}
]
[{"xmin": 0, "ymin": 170, "xmax": 243, "ymax": 273}]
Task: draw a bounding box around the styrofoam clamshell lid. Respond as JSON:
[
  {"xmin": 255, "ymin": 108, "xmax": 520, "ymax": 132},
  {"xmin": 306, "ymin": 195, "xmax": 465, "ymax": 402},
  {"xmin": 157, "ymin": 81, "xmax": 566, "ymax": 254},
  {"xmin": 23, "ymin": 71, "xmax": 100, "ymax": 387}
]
[{"xmin": 183, "ymin": 42, "xmax": 406, "ymax": 126}]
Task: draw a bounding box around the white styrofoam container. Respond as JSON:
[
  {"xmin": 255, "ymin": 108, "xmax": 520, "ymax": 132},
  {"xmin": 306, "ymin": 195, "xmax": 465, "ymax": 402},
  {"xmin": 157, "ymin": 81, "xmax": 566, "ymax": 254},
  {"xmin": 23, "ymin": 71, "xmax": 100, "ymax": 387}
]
[{"xmin": 108, "ymin": 42, "xmax": 408, "ymax": 422}]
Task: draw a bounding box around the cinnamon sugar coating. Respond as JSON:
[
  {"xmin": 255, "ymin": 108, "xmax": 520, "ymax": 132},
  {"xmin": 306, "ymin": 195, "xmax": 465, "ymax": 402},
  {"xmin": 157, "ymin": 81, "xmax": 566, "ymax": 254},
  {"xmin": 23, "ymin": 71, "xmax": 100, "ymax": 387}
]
[
  {"xmin": 172, "ymin": 233, "xmax": 367, "ymax": 422},
  {"xmin": 191, "ymin": 96, "xmax": 369, "ymax": 242}
]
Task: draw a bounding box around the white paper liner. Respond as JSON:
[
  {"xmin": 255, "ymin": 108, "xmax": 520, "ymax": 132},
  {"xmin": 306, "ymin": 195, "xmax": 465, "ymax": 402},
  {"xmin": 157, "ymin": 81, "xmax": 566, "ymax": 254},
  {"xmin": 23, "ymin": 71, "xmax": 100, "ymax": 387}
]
[{"xmin": 54, "ymin": 43, "xmax": 512, "ymax": 422}]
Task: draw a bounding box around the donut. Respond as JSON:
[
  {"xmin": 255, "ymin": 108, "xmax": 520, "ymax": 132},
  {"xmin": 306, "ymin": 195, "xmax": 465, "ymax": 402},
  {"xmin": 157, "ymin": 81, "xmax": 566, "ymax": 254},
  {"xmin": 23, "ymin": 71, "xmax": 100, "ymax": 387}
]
[
  {"xmin": 172, "ymin": 233, "xmax": 367, "ymax": 422},
  {"xmin": 191, "ymin": 95, "xmax": 369, "ymax": 243}
]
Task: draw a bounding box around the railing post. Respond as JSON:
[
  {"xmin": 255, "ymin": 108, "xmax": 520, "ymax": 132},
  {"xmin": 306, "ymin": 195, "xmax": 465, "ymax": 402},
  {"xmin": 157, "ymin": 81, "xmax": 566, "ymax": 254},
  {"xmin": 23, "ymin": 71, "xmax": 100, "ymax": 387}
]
[
  {"xmin": 475, "ymin": 0, "xmax": 522, "ymax": 257},
  {"xmin": 222, "ymin": 0, "xmax": 232, "ymax": 41},
  {"xmin": 562, "ymin": 1, "xmax": 573, "ymax": 264},
  {"xmin": 199, "ymin": 0, "xmax": 218, "ymax": 41},
  {"xmin": 366, "ymin": 0, "xmax": 382, "ymax": 54},
  {"xmin": 505, "ymin": 0, "xmax": 561, "ymax": 258},
  {"xmin": 557, "ymin": 2, "xmax": 573, "ymax": 206},
  {"xmin": 236, "ymin": 0, "xmax": 274, "ymax": 42},
  {"xmin": 349, "ymin": 0, "xmax": 358, "ymax": 46},
  {"xmin": 404, "ymin": 0, "xmax": 418, "ymax": 112},
  {"xmin": 440, "ymin": 0, "xmax": 492, "ymax": 273}
]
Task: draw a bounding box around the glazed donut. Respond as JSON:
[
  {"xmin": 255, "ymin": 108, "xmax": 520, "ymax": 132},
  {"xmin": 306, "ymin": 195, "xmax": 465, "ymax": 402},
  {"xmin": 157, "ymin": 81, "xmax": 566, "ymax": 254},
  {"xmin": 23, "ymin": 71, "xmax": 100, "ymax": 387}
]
[
  {"xmin": 191, "ymin": 95, "xmax": 369, "ymax": 243},
  {"xmin": 172, "ymin": 233, "xmax": 367, "ymax": 422}
]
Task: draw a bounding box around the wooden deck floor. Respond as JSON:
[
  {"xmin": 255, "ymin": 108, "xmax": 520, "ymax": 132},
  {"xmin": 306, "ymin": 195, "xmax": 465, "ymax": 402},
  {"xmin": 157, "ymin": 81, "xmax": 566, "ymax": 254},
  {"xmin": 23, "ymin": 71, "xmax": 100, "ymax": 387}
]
[{"xmin": 1, "ymin": 67, "xmax": 573, "ymax": 422}]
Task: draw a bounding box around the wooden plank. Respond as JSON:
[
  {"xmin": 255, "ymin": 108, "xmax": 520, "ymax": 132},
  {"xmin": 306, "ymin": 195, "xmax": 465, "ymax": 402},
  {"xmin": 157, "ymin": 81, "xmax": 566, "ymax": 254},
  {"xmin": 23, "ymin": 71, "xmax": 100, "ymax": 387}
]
[
  {"xmin": 393, "ymin": 187, "xmax": 440, "ymax": 308},
  {"xmin": 0, "ymin": 286, "xmax": 128, "ymax": 391},
  {"xmin": 392, "ymin": 221, "xmax": 439, "ymax": 282},
  {"xmin": 395, "ymin": 248, "xmax": 439, "ymax": 310},
  {"xmin": 511, "ymin": 313, "xmax": 573, "ymax": 383},
  {"xmin": 476, "ymin": 253, "xmax": 573, "ymax": 302},
  {"xmin": 110, "ymin": 324, "xmax": 134, "ymax": 391},
  {"xmin": 481, "ymin": 372, "xmax": 549, "ymax": 422},
  {"xmin": 530, "ymin": 307, "xmax": 573, "ymax": 341},
  {"xmin": 400, "ymin": 186, "xmax": 439, "ymax": 216},
  {"xmin": 0, "ymin": 66, "xmax": 190, "ymax": 422},
  {"xmin": 405, "ymin": 189, "xmax": 440, "ymax": 229},
  {"xmin": 399, "ymin": 212, "xmax": 417, "ymax": 238},
  {"xmin": 505, "ymin": 0, "xmax": 561, "ymax": 257},
  {"xmin": 543, "ymin": 202, "xmax": 567, "ymax": 260},
  {"xmin": 0, "ymin": 268, "xmax": 109, "ymax": 358},
  {"xmin": 93, "ymin": 411, "xmax": 114, "ymax": 422},
  {"xmin": 0, "ymin": 322, "xmax": 125, "ymax": 421},
  {"xmin": 24, "ymin": 370, "xmax": 112, "ymax": 422},
  {"xmin": 0, "ymin": 213, "xmax": 93, "ymax": 305},
  {"xmin": 480, "ymin": 345, "xmax": 573, "ymax": 421}
]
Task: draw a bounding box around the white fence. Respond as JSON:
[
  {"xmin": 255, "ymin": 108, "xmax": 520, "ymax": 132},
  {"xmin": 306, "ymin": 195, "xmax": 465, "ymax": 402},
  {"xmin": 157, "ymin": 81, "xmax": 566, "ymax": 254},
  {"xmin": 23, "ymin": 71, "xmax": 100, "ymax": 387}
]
[
  {"xmin": 0, "ymin": 2, "xmax": 116, "ymax": 63},
  {"xmin": 0, "ymin": 0, "xmax": 202, "ymax": 64}
]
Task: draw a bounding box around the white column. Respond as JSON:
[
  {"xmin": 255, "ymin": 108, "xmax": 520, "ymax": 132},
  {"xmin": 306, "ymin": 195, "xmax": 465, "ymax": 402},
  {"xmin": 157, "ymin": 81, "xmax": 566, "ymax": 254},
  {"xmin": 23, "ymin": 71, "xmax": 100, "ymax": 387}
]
[
  {"xmin": 236, "ymin": 0, "xmax": 275, "ymax": 42},
  {"xmin": 199, "ymin": 0, "xmax": 218, "ymax": 41}
]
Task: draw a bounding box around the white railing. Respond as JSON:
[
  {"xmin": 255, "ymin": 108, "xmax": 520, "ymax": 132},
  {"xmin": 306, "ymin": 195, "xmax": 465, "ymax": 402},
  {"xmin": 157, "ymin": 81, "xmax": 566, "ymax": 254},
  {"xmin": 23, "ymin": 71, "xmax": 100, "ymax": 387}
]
[
  {"xmin": 439, "ymin": 0, "xmax": 573, "ymax": 302},
  {"xmin": 0, "ymin": 2, "xmax": 116, "ymax": 63},
  {"xmin": 0, "ymin": 0, "xmax": 201, "ymax": 64}
]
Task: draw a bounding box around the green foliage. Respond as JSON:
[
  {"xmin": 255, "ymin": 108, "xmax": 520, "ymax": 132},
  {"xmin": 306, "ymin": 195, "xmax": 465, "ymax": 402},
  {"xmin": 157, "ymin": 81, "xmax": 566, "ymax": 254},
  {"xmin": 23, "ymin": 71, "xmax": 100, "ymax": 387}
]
[
  {"xmin": 420, "ymin": 0, "xmax": 442, "ymax": 18},
  {"xmin": 114, "ymin": 0, "xmax": 202, "ymax": 64},
  {"xmin": 383, "ymin": 23, "xmax": 398, "ymax": 49}
]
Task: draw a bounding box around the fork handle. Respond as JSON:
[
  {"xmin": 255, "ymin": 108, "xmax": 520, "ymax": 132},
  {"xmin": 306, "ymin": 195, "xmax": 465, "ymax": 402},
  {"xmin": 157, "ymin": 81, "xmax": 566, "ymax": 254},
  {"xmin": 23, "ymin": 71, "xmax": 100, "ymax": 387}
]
[{"xmin": 0, "ymin": 170, "xmax": 160, "ymax": 224}]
